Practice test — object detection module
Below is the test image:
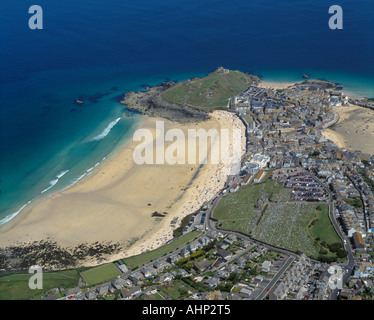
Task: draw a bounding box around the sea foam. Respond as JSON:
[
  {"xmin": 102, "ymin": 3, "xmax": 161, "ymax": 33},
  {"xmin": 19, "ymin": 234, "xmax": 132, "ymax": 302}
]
[
  {"xmin": 56, "ymin": 169, "xmax": 69, "ymax": 179},
  {"xmin": 40, "ymin": 169, "xmax": 69, "ymax": 194},
  {"xmin": 0, "ymin": 201, "xmax": 31, "ymax": 226},
  {"xmin": 41, "ymin": 179, "xmax": 59, "ymax": 194},
  {"xmin": 89, "ymin": 117, "xmax": 121, "ymax": 142}
]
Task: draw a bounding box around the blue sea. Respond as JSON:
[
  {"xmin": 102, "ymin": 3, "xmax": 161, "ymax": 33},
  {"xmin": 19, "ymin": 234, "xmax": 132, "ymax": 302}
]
[{"xmin": 0, "ymin": 0, "xmax": 373, "ymax": 225}]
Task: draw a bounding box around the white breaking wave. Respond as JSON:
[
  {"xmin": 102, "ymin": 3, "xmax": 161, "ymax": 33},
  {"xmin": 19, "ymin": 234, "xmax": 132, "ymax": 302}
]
[
  {"xmin": 41, "ymin": 178, "xmax": 59, "ymax": 194},
  {"xmin": 61, "ymin": 173, "xmax": 87, "ymax": 192},
  {"xmin": 56, "ymin": 169, "xmax": 69, "ymax": 179},
  {"xmin": 40, "ymin": 169, "xmax": 69, "ymax": 194},
  {"xmin": 89, "ymin": 117, "xmax": 121, "ymax": 142},
  {"xmin": 0, "ymin": 201, "xmax": 31, "ymax": 226}
]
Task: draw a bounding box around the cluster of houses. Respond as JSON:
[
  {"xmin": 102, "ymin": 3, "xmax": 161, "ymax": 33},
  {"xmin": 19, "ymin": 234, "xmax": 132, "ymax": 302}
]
[
  {"xmin": 270, "ymin": 254, "xmax": 331, "ymax": 300},
  {"xmin": 54, "ymin": 229, "xmax": 338, "ymax": 301},
  {"xmin": 227, "ymin": 82, "xmax": 374, "ymax": 293},
  {"xmin": 52, "ymin": 82, "xmax": 374, "ymax": 301},
  {"xmin": 232, "ymin": 82, "xmax": 373, "ymax": 245}
]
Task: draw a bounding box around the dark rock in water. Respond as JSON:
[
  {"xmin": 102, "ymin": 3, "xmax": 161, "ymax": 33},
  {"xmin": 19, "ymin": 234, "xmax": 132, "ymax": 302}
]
[
  {"xmin": 70, "ymin": 108, "xmax": 77, "ymax": 112},
  {"xmin": 87, "ymin": 92, "xmax": 110, "ymax": 103},
  {"xmin": 111, "ymin": 93, "xmax": 127, "ymax": 103},
  {"xmin": 140, "ymin": 84, "xmax": 152, "ymax": 91},
  {"xmin": 123, "ymin": 84, "xmax": 210, "ymax": 124},
  {"xmin": 160, "ymin": 80, "xmax": 177, "ymax": 88},
  {"xmin": 302, "ymin": 74, "xmax": 310, "ymax": 79},
  {"xmin": 110, "ymin": 86, "xmax": 118, "ymax": 91}
]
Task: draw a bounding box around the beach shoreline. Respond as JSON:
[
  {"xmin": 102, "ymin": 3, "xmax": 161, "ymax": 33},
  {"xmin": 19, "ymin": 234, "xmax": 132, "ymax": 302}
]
[
  {"xmin": 0, "ymin": 110, "xmax": 246, "ymax": 269},
  {"xmin": 321, "ymin": 103, "xmax": 374, "ymax": 154},
  {"xmin": 258, "ymin": 80, "xmax": 299, "ymax": 90}
]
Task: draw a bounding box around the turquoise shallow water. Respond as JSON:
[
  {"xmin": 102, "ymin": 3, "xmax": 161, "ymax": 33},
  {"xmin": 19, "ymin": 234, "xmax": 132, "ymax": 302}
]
[
  {"xmin": 0, "ymin": 0, "xmax": 373, "ymax": 225},
  {"xmin": 258, "ymin": 69, "xmax": 374, "ymax": 98},
  {"xmin": 0, "ymin": 66, "xmax": 213, "ymax": 225}
]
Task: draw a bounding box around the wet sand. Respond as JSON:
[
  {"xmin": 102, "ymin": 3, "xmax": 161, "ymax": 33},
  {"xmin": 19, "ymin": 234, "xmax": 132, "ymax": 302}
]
[{"xmin": 0, "ymin": 110, "xmax": 245, "ymax": 266}]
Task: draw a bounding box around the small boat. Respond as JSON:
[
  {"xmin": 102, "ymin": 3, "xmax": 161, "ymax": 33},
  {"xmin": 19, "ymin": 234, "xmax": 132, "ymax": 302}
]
[
  {"xmin": 302, "ymin": 74, "xmax": 310, "ymax": 79},
  {"xmin": 75, "ymin": 99, "xmax": 84, "ymax": 105}
]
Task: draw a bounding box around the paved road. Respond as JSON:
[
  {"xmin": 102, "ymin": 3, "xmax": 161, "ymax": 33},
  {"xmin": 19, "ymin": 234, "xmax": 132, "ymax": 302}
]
[
  {"xmin": 255, "ymin": 255, "xmax": 295, "ymax": 300},
  {"xmin": 207, "ymin": 172, "xmax": 355, "ymax": 300},
  {"xmin": 312, "ymin": 176, "xmax": 355, "ymax": 300}
]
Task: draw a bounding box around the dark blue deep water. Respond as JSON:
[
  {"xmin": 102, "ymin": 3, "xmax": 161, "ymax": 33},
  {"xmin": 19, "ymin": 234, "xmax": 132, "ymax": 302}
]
[{"xmin": 0, "ymin": 0, "xmax": 373, "ymax": 224}]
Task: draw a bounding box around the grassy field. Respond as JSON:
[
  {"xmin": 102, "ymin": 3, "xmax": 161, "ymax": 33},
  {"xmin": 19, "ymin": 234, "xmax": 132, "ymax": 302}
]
[
  {"xmin": 80, "ymin": 263, "xmax": 121, "ymax": 286},
  {"xmin": 158, "ymin": 279, "xmax": 197, "ymax": 300},
  {"xmin": 123, "ymin": 231, "xmax": 201, "ymax": 270},
  {"xmin": 309, "ymin": 205, "xmax": 340, "ymax": 245},
  {"xmin": 307, "ymin": 205, "xmax": 345, "ymax": 261},
  {"xmin": 161, "ymin": 69, "xmax": 254, "ymax": 110},
  {"xmin": 213, "ymin": 170, "xmax": 342, "ymax": 260},
  {"xmin": 0, "ymin": 269, "xmax": 81, "ymax": 300}
]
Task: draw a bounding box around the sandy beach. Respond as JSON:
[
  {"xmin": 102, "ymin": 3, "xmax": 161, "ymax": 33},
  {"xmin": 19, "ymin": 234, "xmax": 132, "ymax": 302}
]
[
  {"xmin": 0, "ymin": 110, "xmax": 245, "ymax": 267},
  {"xmin": 258, "ymin": 81, "xmax": 299, "ymax": 90},
  {"xmin": 322, "ymin": 103, "xmax": 374, "ymax": 154}
]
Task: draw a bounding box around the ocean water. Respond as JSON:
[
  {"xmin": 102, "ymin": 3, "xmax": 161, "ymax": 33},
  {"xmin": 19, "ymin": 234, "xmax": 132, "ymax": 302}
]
[{"xmin": 0, "ymin": 0, "xmax": 373, "ymax": 225}]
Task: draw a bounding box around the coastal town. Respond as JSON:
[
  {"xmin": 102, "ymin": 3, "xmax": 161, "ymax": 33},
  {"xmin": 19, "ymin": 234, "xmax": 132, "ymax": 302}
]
[{"xmin": 24, "ymin": 74, "xmax": 374, "ymax": 301}]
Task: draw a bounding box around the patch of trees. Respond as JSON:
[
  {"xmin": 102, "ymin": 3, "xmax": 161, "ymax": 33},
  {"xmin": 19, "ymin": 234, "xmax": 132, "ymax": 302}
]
[
  {"xmin": 316, "ymin": 241, "xmax": 346, "ymax": 262},
  {"xmin": 173, "ymin": 213, "xmax": 194, "ymax": 237},
  {"xmin": 176, "ymin": 249, "xmax": 205, "ymax": 267}
]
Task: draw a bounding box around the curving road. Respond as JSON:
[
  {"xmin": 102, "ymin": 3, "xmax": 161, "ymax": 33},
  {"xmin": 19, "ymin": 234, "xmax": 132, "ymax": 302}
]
[{"xmin": 206, "ymin": 172, "xmax": 355, "ymax": 300}]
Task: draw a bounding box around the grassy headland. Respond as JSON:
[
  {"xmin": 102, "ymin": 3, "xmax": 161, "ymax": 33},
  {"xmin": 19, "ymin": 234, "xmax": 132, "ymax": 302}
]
[{"xmin": 161, "ymin": 68, "xmax": 258, "ymax": 110}]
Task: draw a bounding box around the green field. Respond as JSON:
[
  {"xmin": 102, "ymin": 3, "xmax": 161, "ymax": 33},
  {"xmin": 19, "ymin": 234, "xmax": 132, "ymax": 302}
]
[
  {"xmin": 0, "ymin": 269, "xmax": 81, "ymax": 300},
  {"xmin": 309, "ymin": 205, "xmax": 340, "ymax": 245},
  {"xmin": 161, "ymin": 69, "xmax": 255, "ymax": 110},
  {"xmin": 158, "ymin": 279, "xmax": 197, "ymax": 300},
  {"xmin": 123, "ymin": 231, "xmax": 201, "ymax": 270},
  {"xmin": 308, "ymin": 205, "xmax": 345, "ymax": 261},
  {"xmin": 213, "ymin": 171, "xmax": 343, "ymax": 260},
  {"xmin": 81, "ymin": 263, "xmax": 121, "ymax": 286}
]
